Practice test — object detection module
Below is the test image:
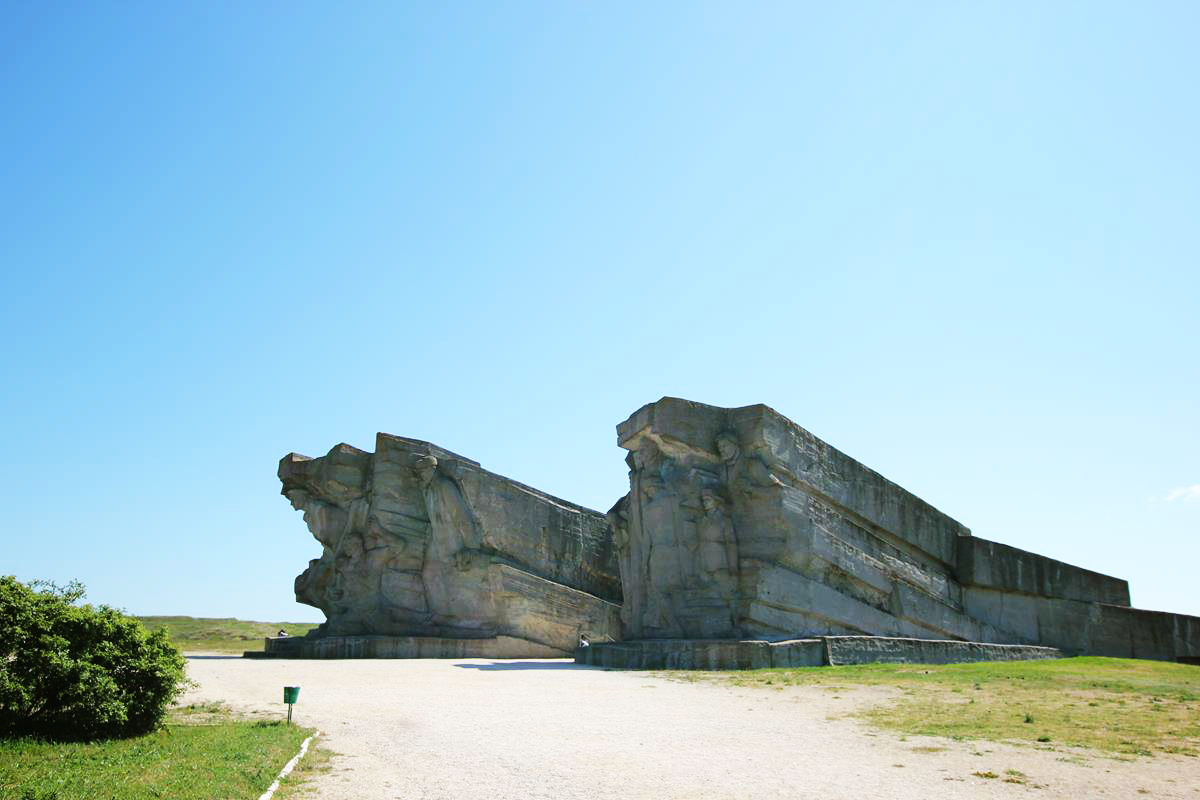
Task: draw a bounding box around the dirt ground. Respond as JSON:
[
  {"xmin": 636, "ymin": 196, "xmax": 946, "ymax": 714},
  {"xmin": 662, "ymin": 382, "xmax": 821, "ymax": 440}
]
[{"xmin": 182, "ymin": 657, "xmax": 1199, "ymax": 800}]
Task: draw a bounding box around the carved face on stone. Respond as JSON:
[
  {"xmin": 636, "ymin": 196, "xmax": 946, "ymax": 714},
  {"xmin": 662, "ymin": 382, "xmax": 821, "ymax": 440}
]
[
  {"xmin": 700, "ymin": 489, "xmax": 723, "ymax": 514},
  {"xmin": 632, "ymin": 440, "xmax": 661, "ymax": 472},
  {"xmin": 715, "ymin": 433, "xmax": 739, "ymax": 464},
  {"xmin": 413, "ymin": 455, "xmax": 438, "ymax": 486},
  {"xmin": 293, "ymin": 495, "xmax": 348, "ymax": 547}
]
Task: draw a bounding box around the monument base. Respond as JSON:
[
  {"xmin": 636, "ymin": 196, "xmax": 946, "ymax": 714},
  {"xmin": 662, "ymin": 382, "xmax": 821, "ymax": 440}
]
[
  {"xmin": 574, "ymin": 636, "xmax": 1063, "ymax": 670},
  {"xmin": 245, "ymin": 634, "xmax": 568, "ymax": 659}
]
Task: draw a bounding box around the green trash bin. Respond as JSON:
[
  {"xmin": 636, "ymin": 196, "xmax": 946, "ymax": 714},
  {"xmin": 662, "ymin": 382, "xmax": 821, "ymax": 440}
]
[{"xmin": 283, "ymin": 686, "xmax": 300, "ymax": 724}]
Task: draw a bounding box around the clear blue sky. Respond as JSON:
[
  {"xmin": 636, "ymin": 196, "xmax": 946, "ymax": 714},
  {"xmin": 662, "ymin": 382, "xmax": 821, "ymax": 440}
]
[{"xmin": 4, "ymin": 2, "xmax": 1197, "ymax": 622}]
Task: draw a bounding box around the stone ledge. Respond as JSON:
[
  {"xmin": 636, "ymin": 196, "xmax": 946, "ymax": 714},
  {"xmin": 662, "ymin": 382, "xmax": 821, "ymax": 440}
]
[
  {"xmin": 575, "ymin": 636, "xmax": 1062, "ymax": 670},
  {"xmin": 245, "ymin": 635, "xmax": 568, "ymax": 659},
  {"xmin": 822, "ymin": 636, "xmax": 1061, "ymax": 666},
  {"xmin": 575, "ymin": 638, "xmax": 825, "ymax": 670}
]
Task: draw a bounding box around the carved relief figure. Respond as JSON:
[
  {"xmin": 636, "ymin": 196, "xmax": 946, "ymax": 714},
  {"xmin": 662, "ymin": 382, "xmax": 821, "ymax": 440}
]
[
  {"xmin": 628, "ymin": 439, "xmax": 688, "ymax": 636},
  {"xmin": 692, "ymin": 487, "xmax": 739, "ymax": 634},
  {"xmin": 279, "ymin": 437, "xmax": 623, "ymax": 654},
  {"xmin": 607, "ymin": 495, "xmax": 638, "ymax": 628},
  {"xmin": 287, "ymin": 489, "xmax": 348, "ymax": 551},
  {"xmin": 287, "ymin": 491, "xmax": 381, "ymax": 633},
  {"xmin": 715, "ymin": 430, "xmax": 783, "ymax": 493},
  {"xmin": 696, "ymin": 488, "xmax": 738, "ymax": 587},
  {"xmin": 412, "ymin": 455, "xmax": 498, "ymax": 635}
]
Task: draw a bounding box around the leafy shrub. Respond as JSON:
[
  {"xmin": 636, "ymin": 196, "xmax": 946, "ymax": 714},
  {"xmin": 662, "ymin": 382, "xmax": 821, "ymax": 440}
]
[{"xmin": 0, "ymin": 577, "xmax": 187, "ymax": 741}]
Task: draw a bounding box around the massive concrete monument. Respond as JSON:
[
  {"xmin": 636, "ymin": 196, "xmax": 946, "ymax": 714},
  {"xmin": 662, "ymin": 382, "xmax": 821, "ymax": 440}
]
[
  {"xmin": 268, "ymin": 434, "xmax": 621, "ymax": 658},
  {"xmin": 264, "ymin": 398, "xmax": 1197, "ymax": 667},
  {"xmin": 583, "ymin": 398, "xmax": 1199, "ymax": 667}
]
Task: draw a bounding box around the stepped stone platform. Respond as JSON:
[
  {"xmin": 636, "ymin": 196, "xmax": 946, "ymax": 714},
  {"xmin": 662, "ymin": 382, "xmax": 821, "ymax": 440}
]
[
  {"xmin": 246, "ymin": 634, "xmax": 566, "ymax": 660},
  {"xmin": 574, "ymin": 636, "xmax": 1063, "ymax": 670}
]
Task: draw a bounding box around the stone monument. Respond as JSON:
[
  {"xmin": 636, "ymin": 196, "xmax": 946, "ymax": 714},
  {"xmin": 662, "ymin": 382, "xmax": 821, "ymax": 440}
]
[
  {"xmin": 579, "ymin": 398, "xmax": 1200, "ymax": 668},
  {"xmin": 260, "ymin": 398, "xmax": 1198, "ymax": 668},
  {"xmin": 265, "ymin": 433, "xmax": 621, "ymax": 658}
]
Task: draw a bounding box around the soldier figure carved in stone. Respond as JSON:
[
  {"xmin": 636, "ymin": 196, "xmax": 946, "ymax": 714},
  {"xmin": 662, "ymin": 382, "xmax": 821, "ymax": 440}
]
[{"xmin": 412, "ymin": 455, "xmax": 498, "ymax": 635}]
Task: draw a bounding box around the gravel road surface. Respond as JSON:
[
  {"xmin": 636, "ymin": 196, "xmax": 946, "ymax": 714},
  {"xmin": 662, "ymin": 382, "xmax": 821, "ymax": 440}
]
[{"xmin": 183, "ymin": 657, "xmax": 1198, "ymax": 800}]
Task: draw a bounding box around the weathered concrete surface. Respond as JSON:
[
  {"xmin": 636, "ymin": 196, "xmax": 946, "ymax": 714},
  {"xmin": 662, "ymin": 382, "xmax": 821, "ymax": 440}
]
[
  {"xmin": 253, "ymin": 634, "xmax": 564, "ymax": 659},
  {"xmin": 575, "ymin": 638, "xmax": 825, "ymax": 669},
  {"xmin": 278, "ymin": 434, "xmax": 621, "ymax": 656},
  {"xmin": 574, "ymin": 636, "xmax": 1060, "ymax": 669},
  {"xmin": 271, "ymin": 398, "xmax": 1198, "ymax": 664},
  {"xmin": 822, "ymin": 636, "xmax": 1061, "ymax": 666},
  {"xmin": 610, "ymin": 397, "xmax": 1200, "ymax": 663},
  {"xmin": 612, "ymin": 398, "xmax": 987, "ymax": 642},
  {"xmin": 962, "ymin": 590, "xmax": 1200, "ymax": 660},
  {"xmin": 957, "ymin": 537, "xmax": 1130, "ymax": 606}
]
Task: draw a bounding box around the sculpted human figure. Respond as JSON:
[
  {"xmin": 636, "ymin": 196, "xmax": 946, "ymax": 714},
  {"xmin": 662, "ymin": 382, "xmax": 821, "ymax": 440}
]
[
  {"xmin": 695, "ymin": 488, "xmax": 739, "ymax": 632},
  {"xmin": 607, "ymin": 495, "xmax": 638, "ymax": 628},
  {"xmin": 628, "ymin": 439, "xmax": 692, "ymax": 636},
  {"xmin": 696, "ymin": 488, "xmax": 738, "ymax": 581},
  {"xmin": 715, "ymin": 430, "xmax": 783, "ymax": 494},
  {"xmin": 288, "ymin": 488, "xmax": 361, "ymax": 629},
  {"xmin": 287, "ymin": 489, "xmax": 349, "ymax": 551},
  {"xmin": 412, "ymin": 455, "xmax": 497, "ymax": 634}
]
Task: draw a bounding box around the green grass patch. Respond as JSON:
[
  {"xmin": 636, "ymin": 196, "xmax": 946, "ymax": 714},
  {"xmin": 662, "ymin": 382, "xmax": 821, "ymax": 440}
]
[
  {"xmin": 134, "ymin": 616, "xmax": 320, "ymax": 654},
  {"xmin": 274, "ymin": 739, "xmax": 334, "ymax": 800},
  {"xmin": 688, "ymin": 657, "xmax": 1200, "ymax": 757},
  {"xmin": 0, "ymin": 706, "xmax": 315, "ymax": 800}
]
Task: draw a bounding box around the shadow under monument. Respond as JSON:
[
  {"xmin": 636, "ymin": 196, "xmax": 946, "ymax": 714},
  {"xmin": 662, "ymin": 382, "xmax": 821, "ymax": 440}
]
[{"xmin": 185, "ymin": 655, "xmax": 246, "ymax": 660}]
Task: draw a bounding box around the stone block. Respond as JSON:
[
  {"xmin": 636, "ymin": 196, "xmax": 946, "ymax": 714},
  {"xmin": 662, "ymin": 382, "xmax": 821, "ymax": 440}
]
[
  {"xmin": 258, "ymin": 634, "xmax": 566, "ymax": 659},
  {"xmin": 605, "ymin": 397, "xmax": 1198, "ymax": 663},
  {"xmin": 822, "ymin": 636, "xmax": 1061, "ymax": 666},
  {"xmin": 574, "ymin": 638, "xmax": 825, "ymax": 670},
  {"xmin": 277, "ymin": 434, "xmax": 621, "ymax": 656},
  {"xmin": 957, "ymin": 536, "xmax": 1130, "ymax": 605}
]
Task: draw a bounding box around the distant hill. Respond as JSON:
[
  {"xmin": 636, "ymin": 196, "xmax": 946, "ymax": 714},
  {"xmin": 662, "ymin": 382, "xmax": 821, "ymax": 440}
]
[{"xmin": 136, "ymin": 616, "xmax": 321, "ymax": 654}]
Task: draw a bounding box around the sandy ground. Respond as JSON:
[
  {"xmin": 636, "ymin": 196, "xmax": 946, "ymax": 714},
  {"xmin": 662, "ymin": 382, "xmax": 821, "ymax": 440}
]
[{"xmin": 182, "ymin": 657, "xmax": 1199, "ymax": 800}]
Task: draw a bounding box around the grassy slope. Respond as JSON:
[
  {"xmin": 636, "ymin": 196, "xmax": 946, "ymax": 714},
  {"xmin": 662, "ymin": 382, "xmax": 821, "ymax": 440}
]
[
  {"xmin": 135, "ymin": 616, "xmax": 321, "ymax": 654},
  {"xmin": 698, "ymin": 656, "xmax": 1200, "ymax": 758},
  {"xmin": 0, "ymin": 706, "xmax": 314, "ymax": 800}
]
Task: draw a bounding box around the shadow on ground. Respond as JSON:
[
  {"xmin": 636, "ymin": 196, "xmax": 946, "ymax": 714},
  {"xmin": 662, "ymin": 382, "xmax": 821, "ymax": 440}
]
[{"xmin": 186, "ymin": 655, "xmax": 246, "ymax": 660}]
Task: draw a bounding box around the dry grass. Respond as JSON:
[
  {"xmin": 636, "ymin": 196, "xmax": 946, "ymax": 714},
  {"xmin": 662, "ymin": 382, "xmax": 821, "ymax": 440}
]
[
  {"xmin": 677, "ymin": 656, "xmax": 1200, "ymax": 757},
  {"xmin": 136, "ymin": 616, "xmax": 320, "ymax": 654}
]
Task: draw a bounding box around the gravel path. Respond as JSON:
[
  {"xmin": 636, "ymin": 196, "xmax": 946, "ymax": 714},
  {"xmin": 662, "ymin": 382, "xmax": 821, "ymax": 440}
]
[{"xmin": 183, "ymin": 657, "xmax": 1198, "ymax": 800}]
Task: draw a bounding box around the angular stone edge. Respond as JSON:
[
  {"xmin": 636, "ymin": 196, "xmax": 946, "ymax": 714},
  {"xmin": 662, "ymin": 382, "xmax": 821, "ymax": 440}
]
[
  {"xmin": 575, "ymin": 636, "xmax": 1062, "ymax": 670},
  {"xmin": 957, "ymin": 536, "xmax": 1130, "ymax": 606},
  {"xmin": 246, "ymin": 635, "xmax": 568, "ymax": 659},
  {"xmin": 575, "ymin": 639, "xmax": 825, "ymax": 669}
]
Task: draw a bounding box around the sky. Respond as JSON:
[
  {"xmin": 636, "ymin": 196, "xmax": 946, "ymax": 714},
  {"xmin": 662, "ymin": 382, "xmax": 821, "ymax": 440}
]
[{"xmin": 3, "ymin": 2, "xmax": 1197, "ymax": 623}]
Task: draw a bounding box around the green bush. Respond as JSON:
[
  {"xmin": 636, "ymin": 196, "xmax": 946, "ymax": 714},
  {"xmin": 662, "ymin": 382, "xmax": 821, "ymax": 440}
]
[{"xmin": 0, "ymin": 577, "xmax": 187, "ymax": 742}]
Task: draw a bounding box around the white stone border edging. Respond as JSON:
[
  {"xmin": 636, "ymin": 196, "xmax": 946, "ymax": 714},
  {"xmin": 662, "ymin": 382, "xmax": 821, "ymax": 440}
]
[{"xmin": 258, "ymin": 730, "xmax": 319, "ymax": 800}]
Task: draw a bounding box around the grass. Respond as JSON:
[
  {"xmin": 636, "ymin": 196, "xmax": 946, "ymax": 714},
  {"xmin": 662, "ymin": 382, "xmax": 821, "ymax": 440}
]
[
  {"xmin": 0, "ymin": 705, "xmax": 316, "ymax": 800},
  {"xmin": 274, "ymin": 740, "xmax": 334, "ymax": 799},
  {"xmin": 684, "ymin": 657, "xmax": 1200, "ymax": 757},
  {"xmin": 135, "ymin": 616, "xmax": 320, "ymax": 654}
]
